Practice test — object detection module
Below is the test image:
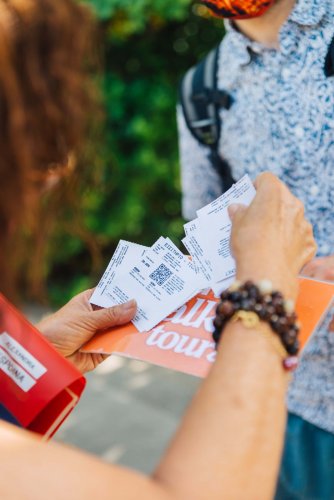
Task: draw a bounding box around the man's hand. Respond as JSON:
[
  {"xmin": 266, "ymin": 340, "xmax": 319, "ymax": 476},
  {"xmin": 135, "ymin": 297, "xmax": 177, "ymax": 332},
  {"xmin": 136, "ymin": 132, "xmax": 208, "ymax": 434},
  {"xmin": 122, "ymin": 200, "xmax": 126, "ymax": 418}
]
[
  {"xmin": 302, "ymin": 255, "xmax": 334, "ymax": 282},
  {"xmin": 36, "ymin": 289, "xmax": 137, "ymax": 373}
]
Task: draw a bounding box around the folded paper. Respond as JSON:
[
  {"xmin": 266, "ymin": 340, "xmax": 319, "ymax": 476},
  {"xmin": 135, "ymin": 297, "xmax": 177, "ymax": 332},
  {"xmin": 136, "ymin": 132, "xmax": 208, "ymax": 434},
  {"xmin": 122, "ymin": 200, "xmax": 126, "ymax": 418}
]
[{"xmin": 0, "ymin": 294, "xmax": 86, "ymax": 439}]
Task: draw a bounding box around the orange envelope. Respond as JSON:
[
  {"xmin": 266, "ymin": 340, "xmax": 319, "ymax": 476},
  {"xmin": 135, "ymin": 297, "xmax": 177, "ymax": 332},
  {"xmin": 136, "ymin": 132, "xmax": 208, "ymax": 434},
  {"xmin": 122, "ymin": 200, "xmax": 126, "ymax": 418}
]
[{"xmin": 82, "ymin": 277, "xmax": 334, "ymax": 378}]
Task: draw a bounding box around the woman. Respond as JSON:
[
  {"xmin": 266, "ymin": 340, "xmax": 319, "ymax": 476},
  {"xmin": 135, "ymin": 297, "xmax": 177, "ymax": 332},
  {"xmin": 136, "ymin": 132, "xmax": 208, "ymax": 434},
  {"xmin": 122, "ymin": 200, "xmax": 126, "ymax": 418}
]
[
  {"xmin": 0, "ymin": 1, "xmax": 316, "ymax": 499},
  {"xmin": 0, "ymin": 0, "xmax": 137, "ymax": 373}
]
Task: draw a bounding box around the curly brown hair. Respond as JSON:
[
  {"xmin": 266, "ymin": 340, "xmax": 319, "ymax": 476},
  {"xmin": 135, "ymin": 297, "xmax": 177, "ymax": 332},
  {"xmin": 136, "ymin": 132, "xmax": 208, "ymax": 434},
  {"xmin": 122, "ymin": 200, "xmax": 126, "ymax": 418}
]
[{"xmin": 0, "ymin": 0, "xmax": 97, "ymax": 300}]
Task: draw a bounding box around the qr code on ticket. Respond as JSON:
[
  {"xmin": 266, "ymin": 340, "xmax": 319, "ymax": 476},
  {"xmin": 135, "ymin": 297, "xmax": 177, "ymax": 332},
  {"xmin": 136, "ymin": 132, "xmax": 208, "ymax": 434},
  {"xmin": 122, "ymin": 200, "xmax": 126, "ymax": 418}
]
[{"xmin": 149, "ymin": 263, "xmax": 173, "ymax": 286}]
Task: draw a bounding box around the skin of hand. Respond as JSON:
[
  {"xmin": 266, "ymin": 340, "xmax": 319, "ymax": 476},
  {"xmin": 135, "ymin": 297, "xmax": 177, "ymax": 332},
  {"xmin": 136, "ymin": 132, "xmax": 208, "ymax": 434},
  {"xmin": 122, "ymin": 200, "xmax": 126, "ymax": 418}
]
[
  {"xmin": 0, "ymin": 173, "xmax": 313, "ymax": 500},
  {"xmin": 228, "ymin": 172, "xmax": 317, "ymax": 301},
  {"xmin": 301, "ymin": 255, "xmax": 334, "ymax": 282},
  {"xmin": 36, "ymin": 289, "xmax": 137, "ymax": 373}
]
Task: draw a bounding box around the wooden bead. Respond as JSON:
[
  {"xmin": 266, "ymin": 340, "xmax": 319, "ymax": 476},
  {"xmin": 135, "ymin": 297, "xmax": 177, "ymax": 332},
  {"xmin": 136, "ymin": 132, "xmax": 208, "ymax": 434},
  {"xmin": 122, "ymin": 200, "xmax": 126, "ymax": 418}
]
[
  {"xmin": 217, "ymin": 301, "xmax": 234, "ymax": 317},
  {"xmin": 213, "ymin": 280, "xmax": 300, "ymax": 361}
]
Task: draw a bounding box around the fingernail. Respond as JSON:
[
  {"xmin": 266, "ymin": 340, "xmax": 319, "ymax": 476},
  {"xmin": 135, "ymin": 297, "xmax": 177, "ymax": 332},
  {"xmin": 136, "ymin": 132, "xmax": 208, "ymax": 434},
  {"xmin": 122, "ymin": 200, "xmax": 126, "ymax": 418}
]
[
  {"xmin": 121, "ymin": 299, "xmax": 137, "ymax": 312},
  {"xmin": 228, "ymin": 204, "xmax": 240, "ymax": 219}
]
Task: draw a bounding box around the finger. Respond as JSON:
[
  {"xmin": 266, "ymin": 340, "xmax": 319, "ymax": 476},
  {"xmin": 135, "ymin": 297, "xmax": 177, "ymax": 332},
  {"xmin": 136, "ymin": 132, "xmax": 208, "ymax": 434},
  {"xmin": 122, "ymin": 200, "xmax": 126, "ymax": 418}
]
[
  {"xmin": 89, "ymin": 300, "xmax": 137, "ymax": 330},
  {"xmin": 67, "ymin": 288, "xmax": 95, "ymax": 306},
  {"xmin": 91, "ymin": 353, "xmax": 110, "ymax": 369},
  {"xmin": 253, "ymin": 173, "xmax": 296, "ymax": 211},
  {"xmin": 228, "ymin": 203, "xmax": 246, "ymax": 221},
  {"xmin": 302, "ymin": 257, "xmax": 322, "ymax": 276},
  {"xmin": 306, "ymin": 256, "xmax": 328, "ymax": 268},
  {"xmin": 84, "ymin": 288, "xmax": 96, "ymax": 299},
  {"xmin": 67, "ymin": 352, "xmax": 110, "ymax": 374},
  {"xmin": 310, "ymin": 266, "xmax": 334, "ymax": 282},
  {"xmin": 253, "ymin": 171, "xmax": 278, "ymax": 190}
]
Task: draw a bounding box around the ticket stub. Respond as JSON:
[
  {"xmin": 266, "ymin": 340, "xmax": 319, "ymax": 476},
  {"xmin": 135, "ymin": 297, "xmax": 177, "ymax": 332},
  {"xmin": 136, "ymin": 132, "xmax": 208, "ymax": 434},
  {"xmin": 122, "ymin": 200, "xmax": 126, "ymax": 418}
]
[
  {"xmin": 196, "ymin": 210, "xmax": 236, "ymax": 283},
  {"xmin": 90, "ymin": 175, "xmax": 256, "ymax": 334},
  {"xmin": 90, "ymin": 240, "xmax": 148, "ymax": 308},
  {"xmin": 182, "ymin": 217, "xmax": 213, "ymax": 285},
  {"xmin": 192, "ymin": 175, "xmax": 256, "ymax": 288},
  {"xmin": 92, "ymin": 237, "xmax": 201, "ymax": 332},
  {"xmin": 197, "ymin": 174, "xmax": 256, "ymax": 217}
]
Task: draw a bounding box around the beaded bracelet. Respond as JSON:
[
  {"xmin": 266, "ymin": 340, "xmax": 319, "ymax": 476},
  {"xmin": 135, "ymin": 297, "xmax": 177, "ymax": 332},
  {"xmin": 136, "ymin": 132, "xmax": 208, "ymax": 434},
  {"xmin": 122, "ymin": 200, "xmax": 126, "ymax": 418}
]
[{"xmin": 213, "ymin": 280, "xmax": 300, "ymax": 371}]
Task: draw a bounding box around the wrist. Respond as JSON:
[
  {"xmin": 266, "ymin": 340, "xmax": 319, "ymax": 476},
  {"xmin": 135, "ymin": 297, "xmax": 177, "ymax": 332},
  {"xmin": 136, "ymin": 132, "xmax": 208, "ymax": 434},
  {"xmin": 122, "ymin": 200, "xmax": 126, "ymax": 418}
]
[
  {"xmin": 213, "ymin": 280, "xmax": 301, "ymax": 372},
  {"xmin": 235, "ymin": 263, "xmax": 298, "ymax": 301},
  {"xmin": 224, "ymin": 318, "xmax": 288, "ymax": 359}
]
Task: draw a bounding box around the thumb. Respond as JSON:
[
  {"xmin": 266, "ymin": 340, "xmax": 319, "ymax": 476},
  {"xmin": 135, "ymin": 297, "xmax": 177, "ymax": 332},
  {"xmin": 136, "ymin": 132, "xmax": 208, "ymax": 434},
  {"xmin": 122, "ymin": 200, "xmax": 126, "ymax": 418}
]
[
  {"xmin": 301, "ymin": 258, "xmax": 318, "ymax": 276},
  {"xmin": 89, "ymin": 300, "xmax": 137, "ymax": 331},
  {"xmin": 228, "ymin": 203, "xmax": 247, "ymax": 221}
]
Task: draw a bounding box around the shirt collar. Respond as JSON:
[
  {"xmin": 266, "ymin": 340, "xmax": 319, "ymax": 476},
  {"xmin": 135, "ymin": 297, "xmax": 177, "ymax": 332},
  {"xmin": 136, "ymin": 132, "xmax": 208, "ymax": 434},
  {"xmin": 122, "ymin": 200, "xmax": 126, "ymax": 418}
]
[
  {"xmin": 289, "ymin": 0, "xmax": 327, "ymax": 27},
  {"xmin": 224, "ymin": 21, "xmax": 264, "ymax": 66},
  {"xmin": 224, "ymin": 0, "xmax": 328, "ymax": 65}
]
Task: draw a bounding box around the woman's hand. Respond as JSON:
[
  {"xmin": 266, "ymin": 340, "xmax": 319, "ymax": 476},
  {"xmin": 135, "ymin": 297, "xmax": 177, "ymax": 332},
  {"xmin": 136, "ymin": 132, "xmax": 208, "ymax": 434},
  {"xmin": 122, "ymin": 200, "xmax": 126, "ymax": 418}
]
[
  {"xmin": 228, "ymin": 172, "xmax": 316, "ymax": 300},
  {"xmin": 37, "ymin": 289, "xmax": 137, "ymax": 373},
  {"xmin": 301, "ymin": 255, "xmax": 334, "ymax": 282}
]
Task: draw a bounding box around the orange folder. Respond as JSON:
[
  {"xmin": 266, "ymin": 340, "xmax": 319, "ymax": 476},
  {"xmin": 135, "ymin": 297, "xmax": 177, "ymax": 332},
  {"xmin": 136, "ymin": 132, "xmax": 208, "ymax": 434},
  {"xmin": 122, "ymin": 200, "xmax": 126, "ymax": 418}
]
[{"xmin": 82, "ymin": 277, "xmax": 334, "ymax": 378}]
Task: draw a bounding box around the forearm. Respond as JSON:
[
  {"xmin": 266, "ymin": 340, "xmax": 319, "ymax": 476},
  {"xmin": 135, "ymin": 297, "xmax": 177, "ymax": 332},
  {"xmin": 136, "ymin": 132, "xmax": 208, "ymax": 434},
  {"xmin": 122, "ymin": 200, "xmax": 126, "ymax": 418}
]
[
  {"xmin": 0, "ymin": 321, "xmax": 287, "ymax": 500},
  {"xmin": 155, "ymin": 321, "xmax": 288, "ymax": 500},
  {"xmin": 154, "ymin": 173, "xmax": 313, "ymax": 499},
  {"xmin": 0, "ymin": 421, "xmax": 170, "ymax": 500}
]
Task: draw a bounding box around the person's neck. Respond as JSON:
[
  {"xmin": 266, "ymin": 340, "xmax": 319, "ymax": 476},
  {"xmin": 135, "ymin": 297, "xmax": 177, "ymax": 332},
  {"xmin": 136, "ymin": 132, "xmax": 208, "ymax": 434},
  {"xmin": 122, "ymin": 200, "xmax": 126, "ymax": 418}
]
[{"xmin": 233, "ymin": 0, "xmax": 296, "ymax": 48}]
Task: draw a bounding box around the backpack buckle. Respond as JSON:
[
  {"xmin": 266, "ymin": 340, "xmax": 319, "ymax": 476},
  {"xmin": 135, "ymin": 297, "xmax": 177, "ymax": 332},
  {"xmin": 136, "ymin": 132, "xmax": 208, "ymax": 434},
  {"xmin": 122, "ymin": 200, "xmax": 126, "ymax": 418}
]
[
  {"xmin": 190, "ymin": 118, "xmax": 216, "ymax": 129},
  {"xmin": 192, "ymin": 88, "xmax": 233, "ymax": 109}
]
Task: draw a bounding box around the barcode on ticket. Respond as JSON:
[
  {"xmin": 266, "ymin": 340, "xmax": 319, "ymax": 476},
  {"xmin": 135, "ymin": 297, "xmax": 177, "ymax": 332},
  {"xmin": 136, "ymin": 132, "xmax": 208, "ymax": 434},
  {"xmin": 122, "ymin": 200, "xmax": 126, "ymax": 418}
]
[{"xmin": 149, "ymin": 263, "xmax": 173, "ymax": 286}]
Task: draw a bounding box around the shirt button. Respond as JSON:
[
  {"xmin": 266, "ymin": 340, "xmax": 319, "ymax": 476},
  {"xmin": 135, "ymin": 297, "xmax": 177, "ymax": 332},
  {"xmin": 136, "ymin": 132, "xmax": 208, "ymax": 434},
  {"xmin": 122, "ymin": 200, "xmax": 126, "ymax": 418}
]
[
  {"xmin": 294, "ymin": 126, "xmax": 304, "ymax": 138},
  {"xmin": 310, "ymin": 185, "xmax": 319, "ymax": 196}
]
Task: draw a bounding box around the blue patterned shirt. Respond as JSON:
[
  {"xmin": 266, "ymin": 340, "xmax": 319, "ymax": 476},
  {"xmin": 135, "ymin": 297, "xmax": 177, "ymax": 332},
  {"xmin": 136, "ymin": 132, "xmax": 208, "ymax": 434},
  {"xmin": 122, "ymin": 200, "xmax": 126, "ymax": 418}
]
[
  {"xmin": 178, "ymin": 0, "xmax": 334, "ymax": 256},
  {"xmin": 178, "ymin": 0, "xmax": 334, "ymax": 434}
]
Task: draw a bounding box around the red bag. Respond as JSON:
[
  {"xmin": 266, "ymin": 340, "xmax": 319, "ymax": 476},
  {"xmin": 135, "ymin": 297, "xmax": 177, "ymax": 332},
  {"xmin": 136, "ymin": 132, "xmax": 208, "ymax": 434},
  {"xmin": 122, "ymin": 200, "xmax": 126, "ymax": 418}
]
[{"xmin": 0, "ymin": 294, "xmax": 86, "ymax": 439}]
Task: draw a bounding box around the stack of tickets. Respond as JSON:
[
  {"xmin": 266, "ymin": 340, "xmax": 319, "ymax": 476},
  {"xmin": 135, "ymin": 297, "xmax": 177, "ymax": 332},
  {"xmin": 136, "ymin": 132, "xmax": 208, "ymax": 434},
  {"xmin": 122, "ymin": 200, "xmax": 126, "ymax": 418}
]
[{"xmin": 90, "ymin": 175, "xmax": 256, "ymax": 333}]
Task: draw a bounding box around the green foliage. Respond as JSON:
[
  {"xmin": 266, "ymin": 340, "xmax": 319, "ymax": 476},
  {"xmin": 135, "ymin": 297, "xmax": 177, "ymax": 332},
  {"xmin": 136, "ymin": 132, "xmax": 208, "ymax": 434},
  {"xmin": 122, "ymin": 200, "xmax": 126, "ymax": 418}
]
[
  {"xmin": 47, "ymin": 1, "xmax": 224, "ymax": 305},
  {"xmin": 82, "ymin": 0, "xmax": 191, "ymax": 25}
]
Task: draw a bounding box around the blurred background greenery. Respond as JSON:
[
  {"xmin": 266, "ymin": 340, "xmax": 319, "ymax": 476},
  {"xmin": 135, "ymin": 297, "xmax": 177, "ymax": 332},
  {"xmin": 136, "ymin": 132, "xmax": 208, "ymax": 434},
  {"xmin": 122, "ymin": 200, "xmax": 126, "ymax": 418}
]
[{"xmin": 38, "ymin": 0, "xmax": 225, "ymax": 306}]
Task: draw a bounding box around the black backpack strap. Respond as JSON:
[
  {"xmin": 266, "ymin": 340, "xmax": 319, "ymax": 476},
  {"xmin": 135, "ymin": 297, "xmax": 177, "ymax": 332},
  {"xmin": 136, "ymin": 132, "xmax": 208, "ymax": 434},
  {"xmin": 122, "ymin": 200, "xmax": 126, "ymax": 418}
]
[
  {"xmin": 179, "ymin": 46, "xmax": 235, "ymax": 192},
  {"xmin": 324, "ymin": 35, "xmax": 334, "ymax": 77}
]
